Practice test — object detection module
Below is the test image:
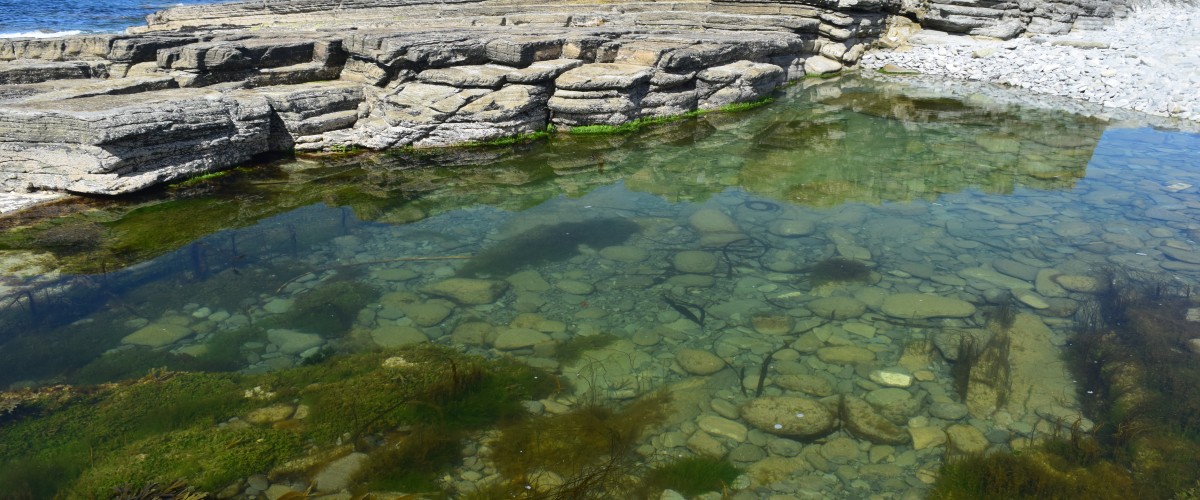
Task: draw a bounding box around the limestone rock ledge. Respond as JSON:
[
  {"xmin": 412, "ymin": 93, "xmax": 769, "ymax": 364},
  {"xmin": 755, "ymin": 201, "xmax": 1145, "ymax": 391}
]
[{"xmin": 0, "ymin": 0, "xmax": 1115, "ymax": 195}]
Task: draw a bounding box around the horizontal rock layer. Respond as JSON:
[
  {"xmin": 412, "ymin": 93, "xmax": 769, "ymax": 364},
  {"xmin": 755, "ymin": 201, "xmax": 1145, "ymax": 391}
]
[{"xmin": 0, "ymin": 0, "xmax": 1121, "ymax": 195}]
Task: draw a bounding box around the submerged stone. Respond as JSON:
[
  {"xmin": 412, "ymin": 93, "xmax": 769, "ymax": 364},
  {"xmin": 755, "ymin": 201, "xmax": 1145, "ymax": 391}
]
[
  {"xmin": 677, "ymin": 348, "xmax": 725, "ymax": 375},
  {"xmin": 267, "ymin": 328, "xmax": 323, "ymax": 355},
  {"xmin": 370, "ymin": 325, "xmax": 428, "ymax": 347},
  {"xmin": 741, "ymin": 396, "xmax": 837, "ymax": 439},
  {"xmin": 422, "ymin": 277, "xmax": 509, "ymax": 305},
  {"xmin": 881, "ymin": 293, "xmax": 975, "ymax": 319},
  {"xmin": 122, "ymin": 322, "xmax": 193, "ymax": 348}
]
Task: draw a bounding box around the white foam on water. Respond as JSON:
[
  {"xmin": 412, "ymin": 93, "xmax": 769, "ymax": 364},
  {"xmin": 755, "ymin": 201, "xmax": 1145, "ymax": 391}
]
[{"xmin": 0, "ymin": 30, "xmax": 85, "ymax": 39}]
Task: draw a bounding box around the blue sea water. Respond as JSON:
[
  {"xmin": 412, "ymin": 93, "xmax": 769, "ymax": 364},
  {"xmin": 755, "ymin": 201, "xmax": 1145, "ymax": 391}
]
[{"xmin": 0, "ymin": 0, "xmax": 216, "ymax": 38}]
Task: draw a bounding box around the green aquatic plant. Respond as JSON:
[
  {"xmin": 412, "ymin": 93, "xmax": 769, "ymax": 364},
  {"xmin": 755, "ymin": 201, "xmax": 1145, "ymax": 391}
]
[
  {"xmin": 568, "ymin": 98, "xmax": 775, "ymax": 136},
  {"xmin": 0, "ymin": 372, "xmax": 258, "ymax": 496},
  {"xmin": 457, "ymin": 218, "xmax": 641, "ymax": 278},
  {"xmin": 263, "ymin": 345, "xmax": 555, "ymax": 436},
  {"xmin": 807, "ymin": 257, "xmax": 870, "ymax": 286},
  {"xmin": 170, "ymin": 170, "xmax": 234, "ymax": 190},
  {"xmin": 466, "ymin": 124, "xmax": 558, "ymax": 147},
  {"xmin": 1, "ymin": 346, "xmax": 559, "ymax": 497},
  {"xmin": 1062, "ymin": 267, "xmax": 1200, "ymax": 498},
  {"xmin": 641, "ymin": 455, "xmax": 740, "ymax": 497},
  {"xmin": 569, "ymin": 113, "xmax": 701, "ymax": 136},
  {"xmin": 111, "ymin": 480, "xmax": 209, "ymax": 500},
  {"xmin": 70, "ymin": 425, "xmax": 303, "ymax": 495},
  {"xmin": 717, "ymin": 98, "xmax": 774, "ymax": 113},
  {"xmin": 554, "ymin": 333, "xmax": 618, "ymax": 365},
  {"xmin": 489, "ymin": 390, "xmax": 671, "ymax": 491},
  {"xmin": 985, "ymin": 301, "xmax": 1016, "ymax": 332},
  {"xmin": 72, "ymin": 347, "xmax": 238, "ymax": 385},
  {"xmin": 353, "ymin": 424, "xmax": 463, "ymax": 493},
  {"xmin": 929, "ymin": 447, "xmax": 1137, "ymax": 500}
]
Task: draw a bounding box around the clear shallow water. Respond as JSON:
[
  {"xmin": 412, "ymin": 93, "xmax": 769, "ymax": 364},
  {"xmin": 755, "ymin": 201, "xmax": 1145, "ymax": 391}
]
[
  {"xmin": 2, "ymin": 77, "xmax": 1200, "ymax": 497},
  {"xmin": 0, "ymin": 0, "xmax": 213, "ymax": 37}
]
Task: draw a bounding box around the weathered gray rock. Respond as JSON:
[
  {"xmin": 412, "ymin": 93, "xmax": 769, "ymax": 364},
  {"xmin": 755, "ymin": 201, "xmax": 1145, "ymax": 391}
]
[
  {"xmin": 3, "ymin": 0, "xmax": 1129, "ymax": 198},
  {"xmin": 0, "ymin": 88, "xmax": 271, "ymax": 194},
  {"xmin": 696, "ymin": 60, "xmax": 785, "ymax": 110},
  {"xmin": 556, "ymin": 63, "xmax": 653, "ymax": 91},
  {"xmin": 418, "ymin": 64, "xmax": 512, "ymax": 88},
  {"xmin": 0, "ymin": 61, "xmax": 93, "ymax": 85},
  {"xmin": 256, "ymin": 81, "xmax": 364, "ymax": 151}
]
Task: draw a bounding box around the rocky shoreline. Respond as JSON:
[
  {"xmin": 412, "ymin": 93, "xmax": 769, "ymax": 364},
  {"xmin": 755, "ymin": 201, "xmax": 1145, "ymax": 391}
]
[
  {"xmin": 0, "ymin": 0, "xmax": 887, "ymax": 197},
  {"xmin": 0, "ymin": 0, "xmax": 1173, "ymax": 203},
  {"xmin": 861, "ymin": 4, "xmax": 1200, "ymax": 123}
]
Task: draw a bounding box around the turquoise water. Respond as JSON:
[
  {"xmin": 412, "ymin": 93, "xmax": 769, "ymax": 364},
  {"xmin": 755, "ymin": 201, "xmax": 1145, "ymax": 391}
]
[{"xmin": 1, "ymin": 77, "xmax": 1199, "ymax": 497}]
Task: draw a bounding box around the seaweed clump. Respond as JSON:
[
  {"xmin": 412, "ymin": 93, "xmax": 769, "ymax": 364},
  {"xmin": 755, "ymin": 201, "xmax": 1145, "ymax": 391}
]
[
  {"xmin": 935, "ymin": 267, "xmax": 1200, "ymax": 500},
  {"xmin": 930, "ymin": 441, "xmax": 1136, "ymax": 500},
  {"xmin": 808, "ymin": 257, "xmax": 871, "ymax": 286},
  {"xmin": 477, "ymin": 390, "xmax": 672, "ymax": 498},
  {"xmin": 1064, "ymin": 268, "xmax": 1200, "ymax": 497},
  {"xmin": 554, "ymin": 333, "xmax": 618, "ymax": 365},
  {"xmin": 641, "ymin": 455, "xmax": 740, "ymax": 497},
  {"xmin": 0, "ymin": 346, "xmax": 558, "ymax": 498}
]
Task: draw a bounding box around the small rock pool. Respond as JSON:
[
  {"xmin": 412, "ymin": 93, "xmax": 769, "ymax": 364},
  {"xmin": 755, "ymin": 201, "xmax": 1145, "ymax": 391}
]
[{"xmin": 2, "ymin": 76, "xmax": 1199, "ymax": 498}]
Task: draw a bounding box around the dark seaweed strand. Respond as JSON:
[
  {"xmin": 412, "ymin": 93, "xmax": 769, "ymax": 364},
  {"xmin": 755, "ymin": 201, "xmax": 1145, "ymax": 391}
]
[
  {"xmin": 755, "ymin": 348, "xmax": 780, "ymax": 397},
  {"xmin": 662, "ymin": 295, "xmax": 705, "ymax": 327}
]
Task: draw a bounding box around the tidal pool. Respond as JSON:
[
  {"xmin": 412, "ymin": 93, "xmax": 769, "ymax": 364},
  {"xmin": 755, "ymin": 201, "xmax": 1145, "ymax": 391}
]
[{"xmin": 2, "ymin": 76, "xmax": 1199, "ymax": 498}]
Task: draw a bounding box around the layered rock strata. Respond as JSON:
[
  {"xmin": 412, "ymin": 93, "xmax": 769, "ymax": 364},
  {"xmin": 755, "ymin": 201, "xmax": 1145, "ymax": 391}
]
[{"xmin": 0, "ymin": 0, "xmax": 1126, "ymax": 195}]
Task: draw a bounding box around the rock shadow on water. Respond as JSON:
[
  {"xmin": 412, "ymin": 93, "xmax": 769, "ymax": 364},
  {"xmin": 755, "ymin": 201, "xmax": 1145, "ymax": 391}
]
[{"xmin": 456, "ymin": 218, "xmax": 641, "ymax": 278}]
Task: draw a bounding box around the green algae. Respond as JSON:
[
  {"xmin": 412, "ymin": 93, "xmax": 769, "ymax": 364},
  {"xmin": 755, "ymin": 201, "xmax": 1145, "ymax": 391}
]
[
  {"xmin": 934, "ymin": 269, "xmax": 1200, "ymax": 500},
  {"xmin": 483, "ymin": 390, "xmax": 671, "ymax": 497},
  {"xmin": 929, "ymin": 446, "xmax": 1137, "ymax": 500},
  {"xmin": 568, "ymin": 98, "xmax": 774, "ymax": 136},
  {"xmin": 0, "ymin": 372, "xmax": 253, "ymax": 496},
  {"xmin": 641, "ymin": 455, "xmax": 740, "ymax": 497},
  {"xmin": 554, "ymin": 332, "xmax": 618, "ymax": 365},
  {"xmin": 0, "ymin": 346, "xmax": 560, "ymax": 497}
]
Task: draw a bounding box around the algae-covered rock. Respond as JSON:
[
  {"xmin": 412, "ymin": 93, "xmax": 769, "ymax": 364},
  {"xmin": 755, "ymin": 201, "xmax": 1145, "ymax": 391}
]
[
  {"xmin": 882, "ymin": 293, "xmax": 976, "ymax": 319},
  {"xmin": 599, "ymin": 245, "xmax": 648, "ymax": 263},
  {"xmin": 816, "ymin": 345, "xmax": 875, "ymax": 364},
  {"xmin": 807, "ymin": 296, "xmax": 867, "ymax": 319},
  {"xmin": 946, "ymin": 424, "xmax": 989, "ymax": 454},
  {"xmin": 864, "ymin": 388, "xmax": 921, "ymax": 424},
  {"xmin": 688, "ymin": 208, "xmax": 739, "ymax": 233},
  {"xmin": 423, "ymin": 277, "xmax": 509, "ymax": 305},
  {"xmin": 267, "ymin": 328, "xmax": 323, "ymax": 355},
  {"xmin": 370, "ymin": 325, "xmax": 429, "ymax": 347},
  {"xmin": 493, "ymin": 328, "xmax": 552, "ymax": 350},
  {"xmin": 245, "ymin": 404, "xmax": 295, "ymax": 424},
  {"xmin": 397, "ymin": 300, "xmax": 454, "ymax": 327},
  {"xmin": 673, "ymin": 250, "xmax": 718, "ymax": 274},
  {"xmin": 741, "ymin": 396, "xmax": 836, "ymax": 439},
  {"xmin": 774, "ymin": 374, "xmax": 835, "ymax": 397},
  {"xmin": 313, "ymin": 452, "xmax": 369, "ymax": 493},
  {"xmin": 841, "ymin": 395, "xmax": 909, "ymax": 445},
  {"xmin": 122, "ymin": 322, "xmax": 193, "ymax": 347},
  {"xmin": 676, "ymin": 348, "xmax": 725, "ymax": 375}
]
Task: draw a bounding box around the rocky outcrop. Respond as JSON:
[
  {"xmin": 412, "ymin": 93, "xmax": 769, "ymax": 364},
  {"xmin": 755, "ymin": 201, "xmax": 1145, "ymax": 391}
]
[{"xmin": 0, "ymin": 0, "xmax": 1124, "ymax": 195}]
